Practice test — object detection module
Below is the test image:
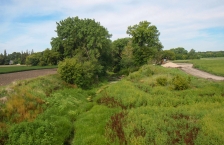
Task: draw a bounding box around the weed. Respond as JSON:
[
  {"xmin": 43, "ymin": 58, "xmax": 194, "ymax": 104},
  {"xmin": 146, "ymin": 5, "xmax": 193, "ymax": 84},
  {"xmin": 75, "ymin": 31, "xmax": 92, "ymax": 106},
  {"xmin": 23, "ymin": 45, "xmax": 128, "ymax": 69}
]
[
  {"xmin": 105, "ymin": 111, "xmax": 127, "ymax": 145},
  {"xmin": 97, "ymin": 96, "xmax": 126, "ymax": 109},
  {"xmin": 156, "ymin": 76, "xmax": 168, "ymax": 86},
  {"xmin": 172, "ymin": 75, "xmax": 190, "ymax": 90}
]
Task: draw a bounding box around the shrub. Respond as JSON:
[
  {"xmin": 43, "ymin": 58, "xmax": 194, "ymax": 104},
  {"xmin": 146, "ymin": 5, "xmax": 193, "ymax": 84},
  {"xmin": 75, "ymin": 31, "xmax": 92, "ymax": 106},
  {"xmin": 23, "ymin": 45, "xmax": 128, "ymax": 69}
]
[
  {"xmin": 139, "ymin": 65, "xmax": 154, "ymax": 76},
  {"xmin": 38, "ymin": 61, "xmax": 47, "ymax": 66},
  {"xmin": 172, "ymin": 75, "xmax": 190, "ymax": 90},
  {"xmin": 7, "ymin": 118, "xmax": 72, "ymax": 145},
  {"xmin": 156, "ymin": 77, "xmax": 168, "ymax": 86},
  {"xmin": 57, "ymin": 57, "xmax": 102, "ymax": 89}
]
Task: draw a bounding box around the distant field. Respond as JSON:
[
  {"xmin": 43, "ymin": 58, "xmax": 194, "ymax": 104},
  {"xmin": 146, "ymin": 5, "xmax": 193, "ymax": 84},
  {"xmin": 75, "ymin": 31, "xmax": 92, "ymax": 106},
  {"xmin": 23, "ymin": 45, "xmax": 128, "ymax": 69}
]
[
  {"xmin": 173, "ymin": 57, "xmax": 224, "ymax": 77},
  {"xmin": 0, "ymin": 65, "xmax": 57, "ymax": 74}
]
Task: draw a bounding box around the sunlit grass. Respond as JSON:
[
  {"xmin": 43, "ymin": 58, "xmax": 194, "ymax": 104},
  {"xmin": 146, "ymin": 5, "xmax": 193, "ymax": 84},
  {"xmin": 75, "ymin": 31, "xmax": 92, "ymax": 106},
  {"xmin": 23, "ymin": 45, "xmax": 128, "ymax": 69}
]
[
  {"xmin": 0, "ymin": 65, "xmax": 57, "ymax": 74},
  {"xmin": 173, "ymin": 57, "xmax": 224, "ymax": 76}
]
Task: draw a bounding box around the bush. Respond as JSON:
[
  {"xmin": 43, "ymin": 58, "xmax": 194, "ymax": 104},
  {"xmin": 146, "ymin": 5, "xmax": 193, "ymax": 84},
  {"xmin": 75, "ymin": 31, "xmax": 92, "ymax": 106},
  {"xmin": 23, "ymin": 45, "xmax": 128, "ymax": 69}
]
[
  {"xmin": 57, "ymin": 57, "xmax": 102, "ymax": 89},
  {"xmin": 7, "ymin": 118, "xmax": 72, "ymax": 145},
  {"xmin": 38, "ymin": 61, "xmax": 47, "ymax": 66},
  {"xmin": 156, "ymin": 77, "xmax": 168, "ymax": 86},
  {"xmin": 139, "ymin": 65, "xmax": 154, "ymax": 76},
  {"xmin": 172, "ymin": 75, "xmax": 190, "ymax": 90}
]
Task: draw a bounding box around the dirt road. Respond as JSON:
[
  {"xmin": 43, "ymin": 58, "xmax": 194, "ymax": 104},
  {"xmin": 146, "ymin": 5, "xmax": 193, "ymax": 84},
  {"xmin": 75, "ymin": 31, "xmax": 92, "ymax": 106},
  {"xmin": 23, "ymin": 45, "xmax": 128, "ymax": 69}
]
[
  {"xmin": 162, "ymin": 62, "xmax": 224, "ymax": 81},
  {"xmin": 0, "ymin": 69, "xmax": 57, "ymax": 86}
]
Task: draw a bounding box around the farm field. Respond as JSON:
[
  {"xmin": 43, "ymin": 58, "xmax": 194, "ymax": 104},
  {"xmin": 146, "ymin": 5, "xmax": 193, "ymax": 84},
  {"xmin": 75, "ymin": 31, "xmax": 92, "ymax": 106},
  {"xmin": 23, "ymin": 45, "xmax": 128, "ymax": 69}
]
[
  {"xmin": 0, "ymin": 65, "xmax": 57, "ymax": 74},
  {"xmin": 0, "ymin": 63, "xmax": 224, "ymax": 144},
  {"xmin": 173, "ymin": 57, "xmax": 224, "ymax": 77}
]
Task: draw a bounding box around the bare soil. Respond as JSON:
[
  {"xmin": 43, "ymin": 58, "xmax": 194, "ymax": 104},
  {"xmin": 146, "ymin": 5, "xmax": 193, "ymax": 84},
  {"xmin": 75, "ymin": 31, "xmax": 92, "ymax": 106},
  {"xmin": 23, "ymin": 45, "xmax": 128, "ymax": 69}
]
[
  {"xmin": 0, "ymin": 69, "xmax": 57, "ymax": 86},
  {"xmin": 162, "ymin": 62, "xmax": 224, "ymax": 81}
]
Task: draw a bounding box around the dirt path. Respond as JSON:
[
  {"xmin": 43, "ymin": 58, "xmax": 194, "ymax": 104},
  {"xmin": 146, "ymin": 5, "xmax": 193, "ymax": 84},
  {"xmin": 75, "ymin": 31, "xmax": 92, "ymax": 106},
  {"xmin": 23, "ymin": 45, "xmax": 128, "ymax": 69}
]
[
  {"xmin": 0, "ymin": 69, "xmax": 57, "ymax": 86},
  {"xmin": 162, "ymin": 62, "xmax": 224, "ymax": 81}
]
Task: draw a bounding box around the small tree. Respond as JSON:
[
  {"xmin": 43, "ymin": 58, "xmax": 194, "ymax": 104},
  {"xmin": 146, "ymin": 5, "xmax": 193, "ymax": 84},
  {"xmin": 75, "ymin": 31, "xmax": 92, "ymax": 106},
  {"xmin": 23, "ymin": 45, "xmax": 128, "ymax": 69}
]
[{"xmin": 26, "ymin": 53, "xmax": 41, "ymax": 66}]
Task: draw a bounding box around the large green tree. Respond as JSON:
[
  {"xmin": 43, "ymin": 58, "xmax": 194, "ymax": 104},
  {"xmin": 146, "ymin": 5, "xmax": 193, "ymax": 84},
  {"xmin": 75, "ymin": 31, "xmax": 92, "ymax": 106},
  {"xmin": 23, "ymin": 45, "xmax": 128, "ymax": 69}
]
[
  {"xmin": 51, "ymin": 16, "xmax": 112, "ymax": 65},
  {"xmin": 127, "ymin": 21, "xmax": 163, "ymax": 65},
  {"xmin": 52, "ymin": 17, "xmax": 112, "ymax": 87}
]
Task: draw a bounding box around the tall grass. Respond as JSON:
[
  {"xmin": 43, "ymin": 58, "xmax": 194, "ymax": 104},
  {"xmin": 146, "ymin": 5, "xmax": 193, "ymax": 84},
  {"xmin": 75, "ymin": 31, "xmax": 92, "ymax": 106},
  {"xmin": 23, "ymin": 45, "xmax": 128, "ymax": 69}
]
[{"xmin": 191, "ymin": 58, "xmax": 224, "ymax": 76}]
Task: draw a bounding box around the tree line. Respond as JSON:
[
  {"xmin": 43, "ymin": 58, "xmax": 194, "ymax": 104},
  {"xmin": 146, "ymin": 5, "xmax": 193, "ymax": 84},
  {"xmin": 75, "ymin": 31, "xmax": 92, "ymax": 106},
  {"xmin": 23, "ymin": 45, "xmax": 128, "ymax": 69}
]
[
  {"xmin": 0, "ymin": 49, "xmax": 60, "ymax": 66},
  {"xmin": 162, "ymin": 47, "xmax": 224, "ymax": 60},
  {"xmin": 1, "ymin": 16, "xmax": 224, "ymax": 88},
  {"xmin": 0, "ymin": 50, "xmax": 31, "ymax": 65}
]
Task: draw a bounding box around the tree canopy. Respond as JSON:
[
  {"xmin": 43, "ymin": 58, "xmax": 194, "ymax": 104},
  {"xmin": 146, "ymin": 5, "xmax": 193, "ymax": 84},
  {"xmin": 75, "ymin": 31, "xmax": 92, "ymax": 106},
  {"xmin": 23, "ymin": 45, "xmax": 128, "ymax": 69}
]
[
  {"xmin": 127, "ymin": 21, "xmax": 163, "ymax": 65},
  {"xmin": 52, "ymin": 17, "xmax": 113, "ymax": 88},
  {"xmin": 51, "ymin": 16, "xmax": 112, "ymax": 63}
]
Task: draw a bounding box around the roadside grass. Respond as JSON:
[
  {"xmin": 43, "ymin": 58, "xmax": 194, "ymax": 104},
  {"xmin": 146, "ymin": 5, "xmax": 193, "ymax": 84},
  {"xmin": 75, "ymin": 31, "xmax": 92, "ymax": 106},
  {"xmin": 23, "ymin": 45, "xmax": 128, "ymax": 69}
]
[
  {"xmin": 173, "ymin": 57, "xmax": 224, "ymax": 76},
  {"xmin": 0, "ymin": 65, "xmax": 57, "ymax": 74},
  {"xmin": 1, "ymin": 64, "xmax": 224, "ymax": 144}
]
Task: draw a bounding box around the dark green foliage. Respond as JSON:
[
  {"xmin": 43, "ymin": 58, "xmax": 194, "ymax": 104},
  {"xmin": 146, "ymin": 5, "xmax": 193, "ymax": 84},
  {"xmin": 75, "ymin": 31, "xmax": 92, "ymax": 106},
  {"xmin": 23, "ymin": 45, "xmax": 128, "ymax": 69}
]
[
  {"xmin": 25, "ymin": 49, "xmax": 60, "ymax": 66},
  {"xmin": 172, "ymin": 75, "xmax": 190, "ymax": 90},
  {"xmin": 156, "ymin": 76, "xmax": 168, "ymax": 86},
  {"xmin": 57, "ymin": 57, "xmax": 102, "ymax": 88},
  {"xmin": 112, "ymin": 38, "xmax": 130, "ymax": 72},
  {"xmin": 170, "ymin": 47, "xmax": 188, "ymax": 60},
  {"xmin": 38, "ymin": 61, "xmax": 47, "ymax": 66},
  {"xmin": 127, "ymin": 21, "xmax": 163, "ymax": 66},
  {"xmin": 0, "ymin": 50, "xmax": 31, "ymax": 65},
  {"xmin": 161, "ymin": 50, "xmax": 176, "ymax": 60},
  {"xmin": 52, "ymin": 16, "xmax": 113, "ymax": 83},
  {"xmin": 25, "ymin": 52, "xmax": 41, "ymax": 66},
  {"xmin": 51, "ymin": 16, "xmax": 112, "ymax": 67},
  {"xmin": 198, "ymin": 51, "xmax": 224, "ymax": 58}
]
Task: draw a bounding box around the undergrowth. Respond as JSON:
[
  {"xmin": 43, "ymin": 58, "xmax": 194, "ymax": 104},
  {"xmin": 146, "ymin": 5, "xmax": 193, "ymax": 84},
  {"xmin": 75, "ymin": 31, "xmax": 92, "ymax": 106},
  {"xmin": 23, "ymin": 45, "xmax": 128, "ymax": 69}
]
[{"xmin": 1, "ymin": 64, "xmax": 224, "ymax": 144}]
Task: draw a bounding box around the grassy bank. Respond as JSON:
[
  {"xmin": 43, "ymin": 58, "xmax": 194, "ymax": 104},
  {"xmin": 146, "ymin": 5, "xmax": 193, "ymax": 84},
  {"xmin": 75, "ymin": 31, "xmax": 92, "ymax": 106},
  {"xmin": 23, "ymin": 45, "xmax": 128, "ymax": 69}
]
[
  {"xmin": 1, "ymin": 64, "xmax": 224, "ymax": 144},
  {"xmin": 0, "ymin": 65, "xmax": 57, "ymax": 74},
  {"xmin": 173, "ymin": 57, "xmax": 224, "ymax": 76}
]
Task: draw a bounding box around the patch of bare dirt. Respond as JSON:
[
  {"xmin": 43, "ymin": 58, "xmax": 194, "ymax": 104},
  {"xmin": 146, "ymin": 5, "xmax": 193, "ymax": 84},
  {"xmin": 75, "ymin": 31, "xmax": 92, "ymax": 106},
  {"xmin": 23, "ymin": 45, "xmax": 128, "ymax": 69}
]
[
  {"xmin": 162, "ymin": 62, "xmax": 224, "ymax": 81},
  {"xmin": 0, "ymin": 69, "xmax": 57, "ymax": 86}
]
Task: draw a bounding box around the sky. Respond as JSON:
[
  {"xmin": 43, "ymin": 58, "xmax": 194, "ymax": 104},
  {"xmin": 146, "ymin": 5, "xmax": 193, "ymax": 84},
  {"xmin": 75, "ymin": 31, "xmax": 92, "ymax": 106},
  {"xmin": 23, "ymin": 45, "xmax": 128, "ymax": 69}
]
[{"xmin": 0, "ymin": 0, "xmax": 224, "ymax": 54}]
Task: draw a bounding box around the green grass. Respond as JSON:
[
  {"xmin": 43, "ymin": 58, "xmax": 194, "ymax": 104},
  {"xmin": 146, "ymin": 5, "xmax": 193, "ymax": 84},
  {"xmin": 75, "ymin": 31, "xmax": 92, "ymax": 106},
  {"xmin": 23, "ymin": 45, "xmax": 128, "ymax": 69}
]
[
  {"xmin": 1, "ymin": 64, "xmax": 224, "ymax": 144},
  {"xmin": 0, "ymin": 65, "xmax": 57, "ymax": 74},
  {"xmin": 173, "ymin": 57, "xmax": 224, "ymax": 76}
]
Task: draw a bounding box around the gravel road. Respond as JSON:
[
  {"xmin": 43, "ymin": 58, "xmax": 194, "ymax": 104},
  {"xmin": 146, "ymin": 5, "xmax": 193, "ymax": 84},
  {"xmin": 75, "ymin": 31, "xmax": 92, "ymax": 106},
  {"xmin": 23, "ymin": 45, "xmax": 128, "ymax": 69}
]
[
  {"xmin": 162, "ymin": 62, "xmax": 224, "ymax": 81},
  {"xmin": 0, "ymin": 69, "xmax": 57, "ymax": 86}
]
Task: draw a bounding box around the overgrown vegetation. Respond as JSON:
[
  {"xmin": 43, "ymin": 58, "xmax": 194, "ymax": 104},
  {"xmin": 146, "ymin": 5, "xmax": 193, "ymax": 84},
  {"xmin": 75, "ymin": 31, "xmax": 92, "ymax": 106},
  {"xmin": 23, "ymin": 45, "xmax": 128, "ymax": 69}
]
[
  {"xmin": 1, "ymin": 63, "xmax": 224, "ymax": 144},
  {"xmin": 1, "ymin": 16, "xmax": 224, "ymax": 145}
]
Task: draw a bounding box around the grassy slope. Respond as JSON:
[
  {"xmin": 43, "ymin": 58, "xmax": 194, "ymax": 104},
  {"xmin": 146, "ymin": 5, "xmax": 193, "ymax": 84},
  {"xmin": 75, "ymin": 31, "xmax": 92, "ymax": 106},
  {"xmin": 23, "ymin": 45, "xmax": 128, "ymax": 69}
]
[
  {"xmin": 173, "ymin": 57, "xmax": 224, "ymax": 76},
  {"xmin": 1, "ymin": 64, "xmax": 224, "ymax": 144},
  {"xmin": 0, "ymin": 65, "xmax": 57, "ymax": 74}
]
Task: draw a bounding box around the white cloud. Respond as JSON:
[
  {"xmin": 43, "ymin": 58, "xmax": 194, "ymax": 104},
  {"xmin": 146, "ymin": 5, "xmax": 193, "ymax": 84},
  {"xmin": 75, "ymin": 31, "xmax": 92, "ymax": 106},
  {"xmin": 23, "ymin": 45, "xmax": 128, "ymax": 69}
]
[{"xmin": 0, "ymin": 0, "xmax": 224, "ymax": 54}]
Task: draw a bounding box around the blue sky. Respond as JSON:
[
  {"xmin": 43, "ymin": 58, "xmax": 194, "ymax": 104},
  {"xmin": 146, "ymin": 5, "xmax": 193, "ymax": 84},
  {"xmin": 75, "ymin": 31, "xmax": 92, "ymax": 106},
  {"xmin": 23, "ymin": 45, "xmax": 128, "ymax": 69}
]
[{"xmin": 0, "ymin": 0, "xmax": 224, "ymax": 54}]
